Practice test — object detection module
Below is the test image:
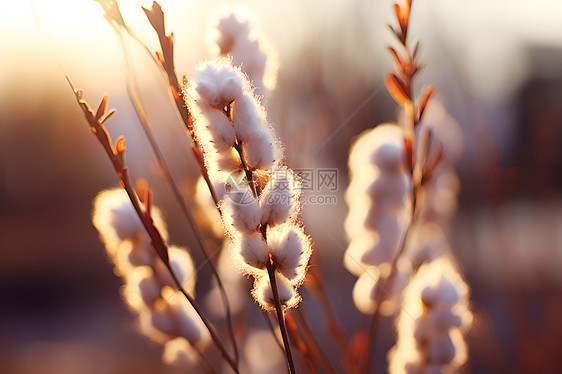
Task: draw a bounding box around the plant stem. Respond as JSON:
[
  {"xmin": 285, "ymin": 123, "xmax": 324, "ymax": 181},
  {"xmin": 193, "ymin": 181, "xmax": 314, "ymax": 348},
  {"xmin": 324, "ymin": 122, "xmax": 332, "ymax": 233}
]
[
  {"xmin": 168, "ymin": 262, "xmax": 240, "ymax": 374},
  {"xmin": 360, "ymin": 186, "xmax": 418, "ymax": 374},
  {"xmin": 121, "ymin": 167, "xmax": 240, "ymax": 374},
  {"xmin": 114, "ymin": 30, "xmax": 238, "ymax": 366},
  {"xmin": 267, "ymin": 260, "xmax": 297, "ymax": 374},
  {"xmin": 67, "ymin": 80, "xmax": 239, "ymax": 373},
  {"xmin": 230, "ymin": 128, "xmax": 296, "ymax": 373}
]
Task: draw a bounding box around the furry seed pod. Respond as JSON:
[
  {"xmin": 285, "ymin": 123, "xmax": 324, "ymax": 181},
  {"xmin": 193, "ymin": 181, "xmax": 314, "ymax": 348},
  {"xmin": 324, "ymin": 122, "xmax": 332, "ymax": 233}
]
[
  {"xmin": 221, "ymin": 182, "xmax": 261, "ymax": 235},
  {"xmin": 123, "ymin": 266, "xmax": 161, "ymax": 310},
  {"xmin": 388, "ymin": 257, "xmax": 472, "ymax": 374},
  {"xmin": 259, "ymin": 168, "xmax": 300, "ymax": 227},
  {"xmin": 351, "ymin": 260, "xmax": 411, "ymax": 316},
  {"xmin": 186, "ymin": 58, "xmax": 282, "ymax": 181},
  {"xmin": 267, "ymin": 224, "xmax": 311, "ymax": 283},
  {"xmin": 233, "ymin": 232, "xmax": 269, "ymax": 270},
  {"xmin": 92, "ymin": 188, "xmax": 168, "ymax": 255},
  {"xmin": 191, "ymin": 58, "xmax": 247, "ymax": 108},
  {"xmin": 252, "ymin": 273, "xmax": 300, "ymax": 311},
  {"xmin": 231, "ymin": 94, "xmax": 266, "ymax": 142},
  {"xmin": 161, "ymin": 287, "xmax": 211, "ymax": 345},
  {"xmin": 91, "ymin": 188, "xmax": 210, "ymax": 367},
  {"xmin": 198, "ymin": 108, "xmax": 236, "ymax": 150},
  {"xmin": 153, "ymin": 246, "xmax": 196, "ymax": 295},
  {"xmin": 242, "ymin": 128, "xmax": 280, "ymax": 171},
  {"xmin": 212, "ymin": 9, "xmax": 278, "ymax": 97},
  {"xmin": 344, "ymin": 124, "xmax": 412, "ymax": 314}
]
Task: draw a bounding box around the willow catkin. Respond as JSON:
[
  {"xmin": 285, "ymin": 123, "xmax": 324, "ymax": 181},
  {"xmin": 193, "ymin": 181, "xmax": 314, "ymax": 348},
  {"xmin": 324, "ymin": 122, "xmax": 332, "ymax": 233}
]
[
  {"xmin": 92, "ymin": 188, "xmax": 210, "ymax": 367},
  {"xmin": 387, "ymin": 257, "xmax": 472, "ymax": 374},
  {"xmin": 344, "ymin": 123, "xmax": 412, "ymax": 314},
  {"xmin": 211, "ymin": 8, "xmax": 278, "ymax": 97},
  {"xmin": 186, "ymin": 59, "xmax": 311, "ymax": 310}
]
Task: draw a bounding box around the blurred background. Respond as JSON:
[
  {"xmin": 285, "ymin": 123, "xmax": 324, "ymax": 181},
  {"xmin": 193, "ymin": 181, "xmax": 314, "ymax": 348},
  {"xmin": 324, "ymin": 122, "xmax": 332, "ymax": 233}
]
[{"xmin": 1, "ymin": 0, "xmax": 562, "ymax": 373}]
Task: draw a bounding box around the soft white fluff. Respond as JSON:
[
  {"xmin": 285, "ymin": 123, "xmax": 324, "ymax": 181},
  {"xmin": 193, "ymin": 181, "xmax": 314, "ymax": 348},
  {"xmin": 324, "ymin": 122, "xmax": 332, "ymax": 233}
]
[
  {"xmin": 234, "ymin": 232, "xmax": 269, "ymax": 270},
  {"xmin": 221, "ymin": 182, "xmax": 261, "ymax": 235},
  {"xmin": 123, "ymin": 266, "xmax": 160, "ymax": 310},
  {"xmin": 388, "ymin": 257, "xmax": 472, "ymax": 374},
  {"xmin": 344, "ymin": 124, "xmax": 412, "ymax": 314},
  {"xmin": 259, "ymin": 168, "xmax": 300, "ymax": 227},
  {"xmin": 187, "ymin": 58, "xmax": 282, "ymax": 181},
  {"xmin": 267, "ymin": 224, "xmax": 311, "ymax": 284},
  {"xmin": 199, "ymin": 108, "xmax": 236, "ymax": 150},
  {"xmin": 351, "ymin": 260, "xmax": 411, "ymax": 316},
  {"xmin": 153, "ymin": 246, "xmax": 196, "ymax": 294},
  {"xmin": 242, "ymin": 128, "xmax": 280, "ymax": 171},
  {"xmin": 252, "ymin": 273, "xmax": 299, "ymax": 311},
  {"xmin": 91, "ymin": 188, "xmax": 210, "ymax": 364},
  {"xmin": 404, "ymin": 222, "xmax": 450, "ymax": 270},
  {"xmin": 191, "ymin": 58, "xmax": 247, "ymax": 108},
  {"xmin": 212, "ymin": 9, "xmax": 278, "ymax": 97},
  {"xmin": 92, "ymin": 188, "xmax": 168, "ymax": 256},
  {"xmin": 188, "ymin": 58, "xmax": 309, "ymax": 311},
  {"xmin": 231, "ymin": 94, "xmax": 266, "ymax": 142},
  {"xmin": 162, "ymin": 286, "xmax": 211, "ymax": 345}
]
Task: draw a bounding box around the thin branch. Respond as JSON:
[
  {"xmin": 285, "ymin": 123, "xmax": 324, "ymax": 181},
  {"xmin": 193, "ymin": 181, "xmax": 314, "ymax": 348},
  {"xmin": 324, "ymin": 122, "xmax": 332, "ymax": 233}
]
[
  {"xmin": 67, "ymin": 78, "xmax": 239, "ymax": 374},
  {"xmin": 267, "ymin": 260, "xmax": 297, "ymax": 374},
  {"xmin": 360, "ymin": 193, "xmax": 418, "ymax": 374},
  {"xmin": 114, "ymin": 29, "xmax": 238, "ymax": 364},
  {"xmin": 225, "ymin": 98, "xmax": 297, "ymax": 373},
  {"xmin": 94, "ymin": 2, "xmax": 238, "ymax": 363},
  {"xmin": 361, "ymin": 0, "xmax": 435, "ymax": 372}
]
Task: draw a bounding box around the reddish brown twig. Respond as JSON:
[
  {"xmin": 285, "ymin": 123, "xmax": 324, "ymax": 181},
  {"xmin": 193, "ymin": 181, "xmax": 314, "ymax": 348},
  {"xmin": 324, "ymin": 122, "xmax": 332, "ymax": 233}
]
[
  {"xmin": 67, "ymin": 77, "xmax": 239, "ymax": 374},
  {"xmin": 359, "ymin": 1, "xmax": 442, "ymax": 372},
  {"xmin": 94, "ymin": 1, "xmax": 237, "ymax": 363}
]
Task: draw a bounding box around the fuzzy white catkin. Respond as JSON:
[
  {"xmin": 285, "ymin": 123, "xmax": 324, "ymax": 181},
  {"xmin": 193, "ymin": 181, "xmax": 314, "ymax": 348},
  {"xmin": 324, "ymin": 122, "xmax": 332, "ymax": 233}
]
[
  {"xmin": 162, "ymin": 337, "xmax": 200, "ymax": 367},
  {"xmin": 188, "ymin": 58, "xmax": 310, "ymax": 311},
  {"xmin": 344, "ymin": 123, "xmax": 411, "ymax": 271},
  {"xmin": 92, "ymin": 189, "xmax": 210, "ymax": 366},
  {"xmin": 221, "ymin": 182, "xmax": 261, "ymax": 235},
  {"xmin": 221, "ymin": 172, "xmax": 311, "ymax": 308},
  {"xmin": 344, "ymin": 124, "xmax": 411, "ymax": 314},
  {"xmin": 352, "ymin": 259, "xmax": 411, "ymax": 316},
  {"xmin": 252, "ymin": 272, "xmax": 300, "ymax": 310},
  {"xmin": 387, "ymin": 257, "xmax": 472, "ymax": 374},
  {"xmin": 212, "ymin": 9, "xmax": 278, "ymax": 98},
  {"xmin": 267, "ymin": 223, "xmax": 310, "ymax": 284},
  {"xmin": 92, "ymin": 188, "xmax": 168, "ymax": 273},
  {"xmin": 186, "ymin": 58, "xmax": 282, "ymax": 182},
  {"xmin": 260, "ymin": 167, "xmax": 300, "ymax": 227}
]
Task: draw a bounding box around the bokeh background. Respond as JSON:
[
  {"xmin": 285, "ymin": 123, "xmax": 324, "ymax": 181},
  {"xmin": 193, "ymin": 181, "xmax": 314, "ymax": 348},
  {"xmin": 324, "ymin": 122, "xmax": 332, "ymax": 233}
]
[{"xmin": 1, "ymin": 0, "xmax": 562, "ymax": 373}]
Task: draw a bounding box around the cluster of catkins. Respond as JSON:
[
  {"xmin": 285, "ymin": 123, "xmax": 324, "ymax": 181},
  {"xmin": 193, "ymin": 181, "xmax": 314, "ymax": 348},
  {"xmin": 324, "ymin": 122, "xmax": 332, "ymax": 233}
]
[
  {"xmin": 345, "ymin": 102, "xmax": 472, "ymax": 371},
  {"xmin": 195, "ymin": 8, "xmax": 276, "ymax": 237},
  {"xmin": 211, "ymin": 9, "xmax": 277, "ymax": 98},
  {"xmin": 344, "ymin": 123, "xmax": 412, "ymax": 314},
  {"xmin": 92, "ymin": 189, "xmax": 209, "ymax": 367},
  {"xmin": 185, "ymin": 59, "xmax": 311, "ymax": 310},
  {"xmin": 388, "ymin": 258, "xmax": 472, "ymax": 374}
]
